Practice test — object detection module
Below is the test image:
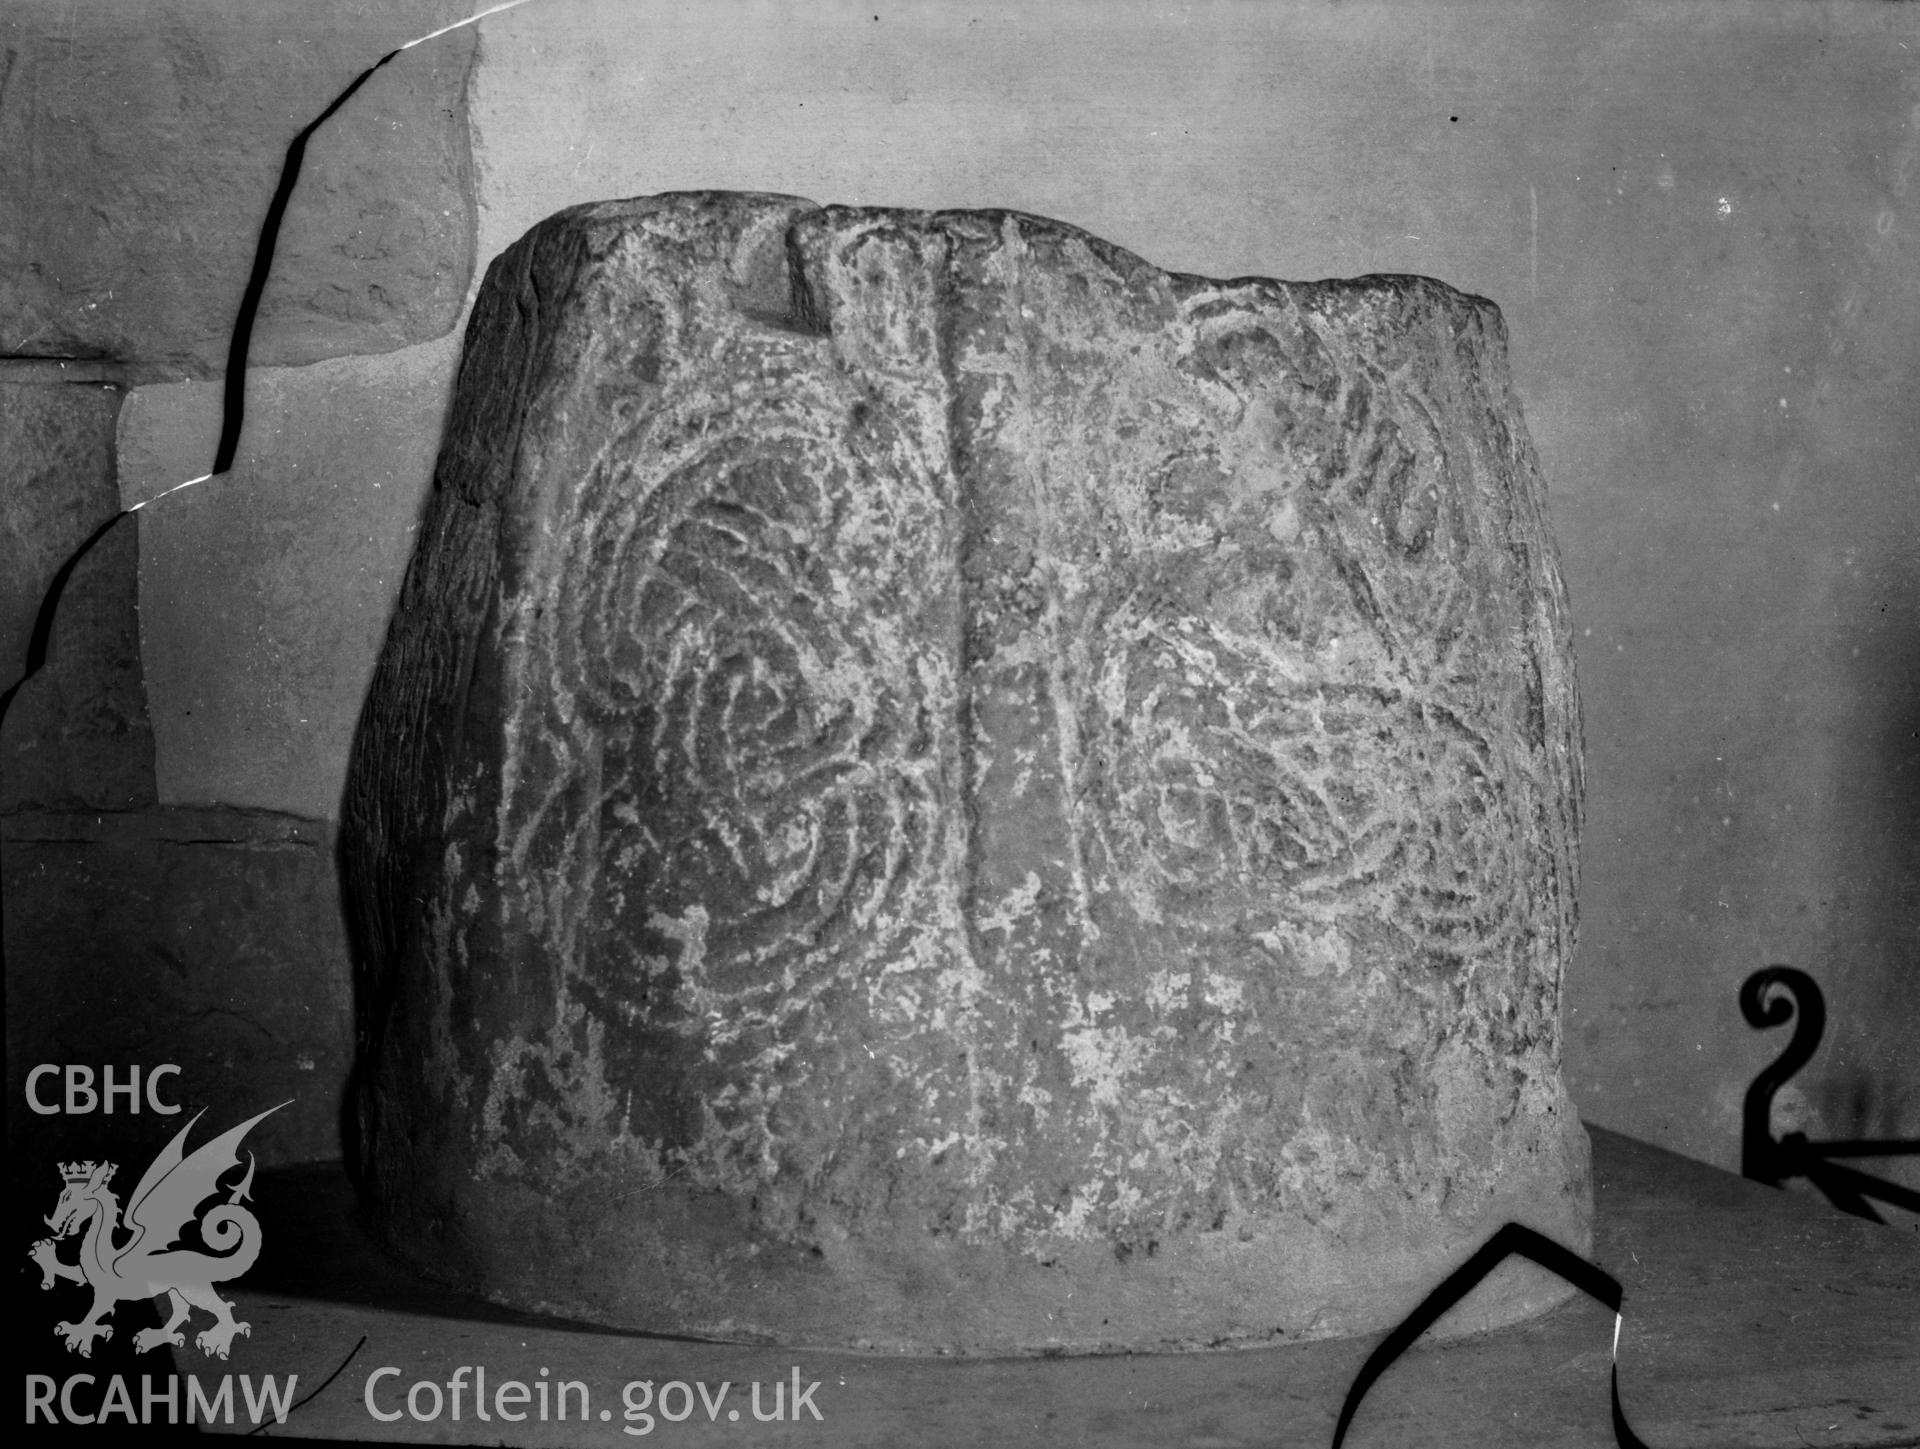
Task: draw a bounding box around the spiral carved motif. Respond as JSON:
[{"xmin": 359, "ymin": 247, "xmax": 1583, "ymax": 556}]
[
  {"xmin": 1088, "ymin": 617, "xmax": 1522, "ymax": 962},
  {"xmin": 539, "ymin": 417, "xmax": 948, "ymax": 1009}
]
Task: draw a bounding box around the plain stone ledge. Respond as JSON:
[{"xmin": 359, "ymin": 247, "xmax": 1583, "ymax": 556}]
[{"xmin": 1, "ymin": 805, "xmax": 333, "ymax": 846}]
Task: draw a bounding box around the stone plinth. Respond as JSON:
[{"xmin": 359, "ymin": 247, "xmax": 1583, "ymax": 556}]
[{"xmin": 340, "ymin": 192, "xmax": 1590, "ymax": 1352}]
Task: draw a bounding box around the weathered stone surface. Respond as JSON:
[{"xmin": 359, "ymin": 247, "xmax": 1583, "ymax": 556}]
[
  {"xmin": 0, "ymin": 1, "xmax": 474, "ymax": 379},
  {"xmin": 0, "ymin": 373, "xmax": 156, "ymax": 812},
  {"xmin": 4, "ymin": 808, "xmax": 352, "ymax": 1178},
  {"xmin": 2, "ymin": 375, "xmax": 123, "ymax": 691},
  {"xmin": 341, "ymin": 193, "xmax": 1590, "ymax": 1352},
  {"xmin": 117, "ymin": 339, "xmax": 457, "ymax": 818}
]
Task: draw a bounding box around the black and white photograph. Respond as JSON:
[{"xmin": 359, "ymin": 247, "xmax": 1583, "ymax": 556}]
[{"xmin": 4, "ymin": 2, "xmax": 1916, "ymax": 1443}]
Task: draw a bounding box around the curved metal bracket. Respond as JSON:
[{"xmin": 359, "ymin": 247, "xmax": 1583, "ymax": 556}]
[
  {"xmin": 1739, "ymin": 965, "xmax": 1920, "ymax": 1222},
  {"xmin": 1739, "ymin": 965, "xmax": 1825, "ymax": 1186}
]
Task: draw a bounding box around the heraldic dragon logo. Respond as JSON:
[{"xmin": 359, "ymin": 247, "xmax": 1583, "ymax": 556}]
[{"xmin": 28, "ymin": 1103, "xmax": 286, "ymax": 1359}]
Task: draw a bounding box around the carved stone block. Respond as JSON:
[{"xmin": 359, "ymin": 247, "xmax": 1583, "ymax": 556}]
[{"xmin": 341, "ymin": 193, "xmax": 1590, "ymax": 1351}]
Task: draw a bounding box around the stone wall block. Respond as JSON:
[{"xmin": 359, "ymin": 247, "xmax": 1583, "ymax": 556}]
[
  {"xmin": 119, "ymin": 340, "xmax": 457, "ymax": 818},
  {"xmin": 0, "ymin": 374, "xmax": 156, "ymax": 812},
  {"xmin": 4, "ymin": 809, "xmax": 352, "ymax": 1176},
  {"xmin": 0, "ymin": 1, "xmax": 475, "ymax": 378},
  {"xmin": 1, "ymin": 376, "xmax": 125, "ymax": 688}
]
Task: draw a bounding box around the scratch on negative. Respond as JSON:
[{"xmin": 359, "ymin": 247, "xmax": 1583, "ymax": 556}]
[{"xmin": 1529, "ymin": 184, "xmax": 1539, "ymax": 302}]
